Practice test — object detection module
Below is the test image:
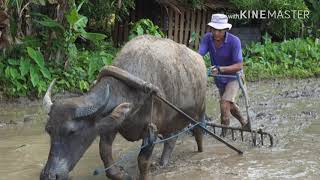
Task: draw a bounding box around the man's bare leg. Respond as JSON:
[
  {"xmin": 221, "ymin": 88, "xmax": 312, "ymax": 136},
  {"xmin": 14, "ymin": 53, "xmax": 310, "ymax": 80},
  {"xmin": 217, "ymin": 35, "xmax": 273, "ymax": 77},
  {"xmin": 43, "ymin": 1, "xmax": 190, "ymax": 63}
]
[
  {"xmin": 230, "ymin": 102, "xmax": 250, "ymax": 130},
  {"xmin": 220, "ymin": 100, "xmax": 231, "ymax": 137}
]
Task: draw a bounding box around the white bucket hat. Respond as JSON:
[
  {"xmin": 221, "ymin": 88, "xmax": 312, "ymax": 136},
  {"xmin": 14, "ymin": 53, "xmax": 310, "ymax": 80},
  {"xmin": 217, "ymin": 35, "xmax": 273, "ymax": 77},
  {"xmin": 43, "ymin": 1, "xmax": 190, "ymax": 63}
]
[{"xmin": 207, "ymin": 14, "xmax": 232, "ymax": 30}]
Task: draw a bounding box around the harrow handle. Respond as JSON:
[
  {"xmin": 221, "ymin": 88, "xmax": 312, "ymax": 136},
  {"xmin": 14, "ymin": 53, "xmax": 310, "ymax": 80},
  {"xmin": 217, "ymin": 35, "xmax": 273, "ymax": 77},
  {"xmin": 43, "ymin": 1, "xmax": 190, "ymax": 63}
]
[{"xmin": 236, "ymin": 74, "xmax": 251, "ymax": 129}]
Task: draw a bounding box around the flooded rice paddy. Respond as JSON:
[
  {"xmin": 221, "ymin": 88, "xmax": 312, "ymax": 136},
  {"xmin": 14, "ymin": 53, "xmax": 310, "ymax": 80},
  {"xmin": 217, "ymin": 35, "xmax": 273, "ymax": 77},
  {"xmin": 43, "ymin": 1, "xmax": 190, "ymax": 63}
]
[{"xmin": 0, "ymin": 78, "xmax": 319, "ymax": 180}]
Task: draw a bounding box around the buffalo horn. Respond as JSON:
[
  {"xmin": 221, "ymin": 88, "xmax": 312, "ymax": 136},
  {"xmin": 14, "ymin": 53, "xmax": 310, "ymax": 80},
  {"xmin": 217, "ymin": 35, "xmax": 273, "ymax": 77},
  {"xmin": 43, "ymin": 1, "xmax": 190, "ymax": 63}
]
[
  {"xmin": 43, "ymin": 79, "xmax": 56, "ymax": 113},
  {"xmin": 74, "ymin": 85, "xmax": 110, "ymax": 118}
]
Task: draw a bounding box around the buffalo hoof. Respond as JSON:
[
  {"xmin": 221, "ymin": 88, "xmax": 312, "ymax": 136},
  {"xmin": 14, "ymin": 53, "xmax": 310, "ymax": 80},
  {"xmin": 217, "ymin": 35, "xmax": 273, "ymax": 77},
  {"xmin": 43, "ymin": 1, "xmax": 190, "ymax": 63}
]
[
  {"xmin": 106, "ymin": 166, "xmax": 132, "ymax": 180},
  {"xmin": 159, "ymin": 159, "xmax": 169, "ymax": 167}
]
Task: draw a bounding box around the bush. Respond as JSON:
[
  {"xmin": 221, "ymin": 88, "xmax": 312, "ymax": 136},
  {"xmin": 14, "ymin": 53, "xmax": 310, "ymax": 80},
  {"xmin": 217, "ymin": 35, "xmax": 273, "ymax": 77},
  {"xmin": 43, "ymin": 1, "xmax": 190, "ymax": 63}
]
[
  {"xmin": 78, "ymin": 0, "xmax": 135, "ymax": 35},
  {"xmin": 244, "ymin": 34, "xmax": 320, "ymax": 80},
  {"xmin": 129, "ymin": 19, "xmax": 164, "ymax": 40},
  {"xmin": 1, "ymin": 0, "xmax": 126, "ymax": 98},
  {"xmin": 0, "ymin": 1, "xmax": 118, "ymax": 98},
  {"xmin": 0, "ymin": 47, "xmax": 52, "ymax": 97},
  {"xmin": 0, "ymin": 42, "xmax": 117, "ymax": 97}
]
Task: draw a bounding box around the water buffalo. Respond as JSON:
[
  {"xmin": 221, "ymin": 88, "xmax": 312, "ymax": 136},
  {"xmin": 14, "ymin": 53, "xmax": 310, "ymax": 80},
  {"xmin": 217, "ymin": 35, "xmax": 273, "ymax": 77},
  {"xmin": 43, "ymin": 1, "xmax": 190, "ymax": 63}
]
[{"xmin": 40, "ymin": 35, "xmax": 207, "ymax": 180}]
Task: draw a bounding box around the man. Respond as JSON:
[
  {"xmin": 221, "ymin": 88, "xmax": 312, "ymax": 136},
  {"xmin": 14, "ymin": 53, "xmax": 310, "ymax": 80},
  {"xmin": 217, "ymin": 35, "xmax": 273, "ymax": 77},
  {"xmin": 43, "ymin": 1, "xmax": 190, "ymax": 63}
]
[{"xmin": 198, "ymin": 14, "xmax": 250, "ymax": 136}]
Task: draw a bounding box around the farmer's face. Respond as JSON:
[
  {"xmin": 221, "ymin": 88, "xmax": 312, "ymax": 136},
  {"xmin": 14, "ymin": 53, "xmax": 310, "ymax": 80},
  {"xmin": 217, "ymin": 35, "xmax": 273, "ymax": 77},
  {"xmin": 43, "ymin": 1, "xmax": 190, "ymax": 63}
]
[{"xmin": 211, "ymin": 28, "xmax": 227, "ymax": 41}]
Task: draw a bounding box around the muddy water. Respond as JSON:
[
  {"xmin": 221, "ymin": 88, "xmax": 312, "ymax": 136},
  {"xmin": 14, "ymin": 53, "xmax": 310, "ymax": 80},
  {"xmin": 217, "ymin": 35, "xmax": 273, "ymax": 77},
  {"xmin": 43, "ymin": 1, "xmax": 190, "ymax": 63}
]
[{"xmin": 0, "ymin": 79, "xmax": 319, "ymax": 180}]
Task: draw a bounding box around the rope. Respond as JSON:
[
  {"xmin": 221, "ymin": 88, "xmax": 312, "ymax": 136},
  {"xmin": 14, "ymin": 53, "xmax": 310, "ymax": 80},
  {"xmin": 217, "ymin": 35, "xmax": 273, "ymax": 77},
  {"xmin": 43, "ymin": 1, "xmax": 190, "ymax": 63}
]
[{"xmin": 150, "ymin": 94, "xmax": 154, "ymax": 124}]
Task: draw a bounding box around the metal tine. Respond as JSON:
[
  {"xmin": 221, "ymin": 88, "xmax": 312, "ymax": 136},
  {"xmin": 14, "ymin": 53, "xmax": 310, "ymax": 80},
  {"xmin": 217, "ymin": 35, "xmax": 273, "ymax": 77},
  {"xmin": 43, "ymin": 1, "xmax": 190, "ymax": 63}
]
[
  {"xmin": 252, "ymin": 131, "xmax": 256, "ymax": 146},
  {"xmin": 231, "ymin": 129, "xmax": 235, "ymax": 140},
  {"xmin": 258, "ymin": 129, "xmax": 264, "ymax": 146},
  {"xmin": 205, "ymin": 121, "xmax": 274, "ymax": 147},
  {"xmin": 269, "ymin": 134, "xmax": 274, "ymax": 147},
  {"xmin": 240, "ymin": 130, "xmax": 244, "ymax": 141},
  {"xmin": 251, "ymin": 131, "xmax": 254, "ymax": 146}
]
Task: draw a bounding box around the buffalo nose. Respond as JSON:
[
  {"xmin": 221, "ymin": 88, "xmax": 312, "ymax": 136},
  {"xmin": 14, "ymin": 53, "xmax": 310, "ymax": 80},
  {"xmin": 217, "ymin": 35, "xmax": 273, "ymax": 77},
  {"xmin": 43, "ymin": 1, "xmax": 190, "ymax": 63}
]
[
  {"xmin": 40, "ymin": 170, "xmax": 67, "ymax": 180},
  {"xmin": 48, "ymin": 172, "xmax": 57, "ymax": 180},
  {"xmin": 40, "ymin": 172, "xmax": 57, "ymax": 180}
]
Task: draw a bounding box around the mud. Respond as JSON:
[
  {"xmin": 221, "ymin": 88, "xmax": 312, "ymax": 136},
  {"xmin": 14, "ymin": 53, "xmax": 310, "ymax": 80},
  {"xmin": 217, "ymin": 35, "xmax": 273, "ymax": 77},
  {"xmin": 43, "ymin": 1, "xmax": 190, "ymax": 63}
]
[{"xmin": 0, "ymin": 78, "xmax": 319, "ymax": 180}]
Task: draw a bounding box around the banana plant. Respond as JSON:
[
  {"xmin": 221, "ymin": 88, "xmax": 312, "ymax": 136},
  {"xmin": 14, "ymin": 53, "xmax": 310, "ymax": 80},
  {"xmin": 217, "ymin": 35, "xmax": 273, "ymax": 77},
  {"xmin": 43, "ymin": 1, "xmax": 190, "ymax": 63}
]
[
  {"xmin": 4, "ymin": 0, "xmax": 47, "ymax": 40},
  {"xmin": 64, "ymin": 0, "xmax": 107, "ymax": 61}
]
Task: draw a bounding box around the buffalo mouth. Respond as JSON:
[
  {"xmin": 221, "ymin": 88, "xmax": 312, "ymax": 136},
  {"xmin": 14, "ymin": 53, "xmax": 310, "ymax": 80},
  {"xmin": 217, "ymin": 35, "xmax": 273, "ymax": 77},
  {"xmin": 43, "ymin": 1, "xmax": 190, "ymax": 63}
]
[
  {"xmin": 40, "ymin": 157, "xmax": 71, "ymax": 180},
  {"xmin": 40, "ymin": 170, "xmax": 70, "ymax": 180}
]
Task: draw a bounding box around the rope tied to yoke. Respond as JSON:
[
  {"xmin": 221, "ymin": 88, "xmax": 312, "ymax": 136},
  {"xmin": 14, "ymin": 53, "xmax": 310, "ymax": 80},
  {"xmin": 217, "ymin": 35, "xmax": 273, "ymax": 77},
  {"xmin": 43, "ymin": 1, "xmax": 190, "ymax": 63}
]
[{"xmin": 93, "ymin": 121, "xmax": 200, "ymax": 176}]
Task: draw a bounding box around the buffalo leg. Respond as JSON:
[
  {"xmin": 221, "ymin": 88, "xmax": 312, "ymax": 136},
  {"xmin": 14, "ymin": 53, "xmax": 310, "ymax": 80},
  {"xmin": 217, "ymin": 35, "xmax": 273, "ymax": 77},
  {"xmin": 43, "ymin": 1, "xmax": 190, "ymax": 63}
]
[
  {"xmin": 193, "ymin": 113, "xmax": 205, "ymax": 152},
  {"xmin": 193, "ymin": 126, "xmax": 204, "ymax": 152},
  {"xmin": 138, "ymin": 124, "xmax": 157, "ymax": 180},
  {"xmin": 159, "ymin": 135, "xmax": 177, "ymax": 166},
  {"xmin": 99, "ymin": 132, "xmax": 131, "ymax": 180}
]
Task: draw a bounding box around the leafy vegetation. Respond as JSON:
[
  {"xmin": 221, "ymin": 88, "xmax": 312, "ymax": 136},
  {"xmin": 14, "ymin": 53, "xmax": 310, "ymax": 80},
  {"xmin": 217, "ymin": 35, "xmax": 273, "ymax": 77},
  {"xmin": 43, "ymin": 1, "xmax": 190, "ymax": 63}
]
[
  {"xmin": 0, "ymin": 47, "xmax": 51, "ymax": 97},
  {"xmin": 78, "ymin": 0, "xmax": 135, "ymax": 35},
  {"xmin": 0, "ymin": 0, "xmax": 117, "ymax": 97},
  {"xmin": 129, "ymin": 19, "xmax": 164, "ymax": 40},
  {"xmin": 244, "ymin": 34, "xmax": 320, "ymax": 80},
  {"xmin": 0, "ymin": 42, "xmax": 117, "ymax": 97}
]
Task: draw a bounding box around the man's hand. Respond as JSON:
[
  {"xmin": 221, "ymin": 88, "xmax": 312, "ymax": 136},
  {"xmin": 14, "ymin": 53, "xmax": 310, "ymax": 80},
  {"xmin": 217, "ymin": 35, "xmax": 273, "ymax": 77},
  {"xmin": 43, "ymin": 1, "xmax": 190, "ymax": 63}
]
[{"xmin": 210, "ymin": 65, "xmax": 219, "ymax": 75}]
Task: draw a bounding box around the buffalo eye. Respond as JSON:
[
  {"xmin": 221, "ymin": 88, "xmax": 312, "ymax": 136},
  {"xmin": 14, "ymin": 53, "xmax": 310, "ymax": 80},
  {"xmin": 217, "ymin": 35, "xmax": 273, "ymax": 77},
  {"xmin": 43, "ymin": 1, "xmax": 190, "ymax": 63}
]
[
  {"xmin": 45, "ymin": 125, "xmax": 52, "ymax": 135},
  {"xmin": 67, "ymin": 129, "xmax": 76, "ymax": 137},
  {"xmin": 64, "ymin": 120, "xmax": 79, "ymax": 137}
]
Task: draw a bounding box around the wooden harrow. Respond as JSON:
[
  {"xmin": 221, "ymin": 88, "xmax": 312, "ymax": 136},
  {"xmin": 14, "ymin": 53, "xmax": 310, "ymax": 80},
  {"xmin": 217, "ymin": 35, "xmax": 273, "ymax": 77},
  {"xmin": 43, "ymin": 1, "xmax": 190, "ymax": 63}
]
[
  {"xmin": 208, "ymin": 73, "xmax": 274, "ymax": 147},
  {"xmin": 205, "ymin": 121, "xmax": 274, "ymax": 147}
]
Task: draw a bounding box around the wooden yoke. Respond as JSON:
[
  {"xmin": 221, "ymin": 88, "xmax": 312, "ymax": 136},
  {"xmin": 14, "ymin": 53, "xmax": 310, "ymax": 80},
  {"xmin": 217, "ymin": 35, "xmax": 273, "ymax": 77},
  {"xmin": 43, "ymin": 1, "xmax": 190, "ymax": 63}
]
[{"xmin": 97, "ymin": 66, "xmax": 161, "ymax": 94}]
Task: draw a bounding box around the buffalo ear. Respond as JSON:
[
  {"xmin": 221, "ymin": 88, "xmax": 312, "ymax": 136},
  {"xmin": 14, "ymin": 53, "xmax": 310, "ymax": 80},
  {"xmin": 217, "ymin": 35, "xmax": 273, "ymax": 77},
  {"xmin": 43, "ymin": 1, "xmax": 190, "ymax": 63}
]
[
  {"xmin": 95, "ymin": 103, "xmax": 132, "ymax": 132},
  {"xmin": 110, "ymin": 103, "xmax": 132, "ymax": 122}
]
